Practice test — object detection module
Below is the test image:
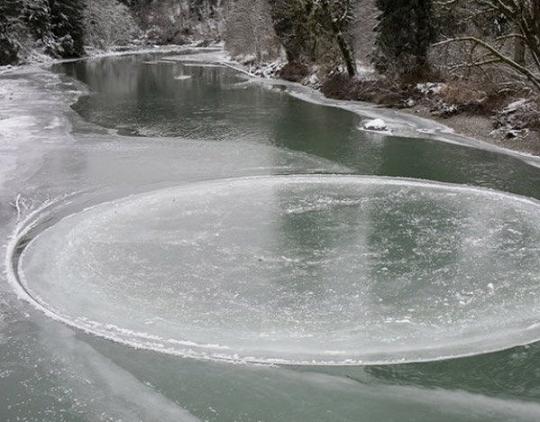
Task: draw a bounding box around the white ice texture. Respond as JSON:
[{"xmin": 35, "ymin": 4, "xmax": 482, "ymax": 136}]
[{"xmin": 18, "ymin": 175, "xmax": 540, "ymax": 365}]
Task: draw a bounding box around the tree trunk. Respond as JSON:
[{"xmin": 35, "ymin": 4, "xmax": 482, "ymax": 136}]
[
  {"xmin": 514, "ymin": 23, "xmax": 526, "ymax": 65},
  {"xmin": 320, "ymin": 0, "xmax": 357, "ymax": 77},
  {"xmin": 335, "ymin": 31, "xmax": 357, "ymax": 77}
]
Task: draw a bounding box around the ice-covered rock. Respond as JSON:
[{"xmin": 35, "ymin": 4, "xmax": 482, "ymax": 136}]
[
  {"xmin": 405, "ymin": 98, "xmax": 416, "ymax": 108},
  {"xmin": 432, "ymin": 102, "xmax": 459, "ymax": 117},
  {"xmin": 363, "ymin": 118, "xmax": 388, "ymax": 131}
]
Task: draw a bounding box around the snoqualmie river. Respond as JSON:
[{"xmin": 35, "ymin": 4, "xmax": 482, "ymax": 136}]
[{"xmin": 1, "ymin": 48, "xmax": 540, "ymax": 421}]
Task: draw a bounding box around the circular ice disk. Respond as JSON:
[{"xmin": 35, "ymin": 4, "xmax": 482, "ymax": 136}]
[{"xmin": 16, "ymin": 176, "xmax": 540, "ymax": 364}]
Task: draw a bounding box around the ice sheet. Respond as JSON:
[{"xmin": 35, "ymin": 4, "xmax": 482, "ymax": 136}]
[{"xmin": 13, "ymin": 175, "xmax": 540, "ymax": 365}]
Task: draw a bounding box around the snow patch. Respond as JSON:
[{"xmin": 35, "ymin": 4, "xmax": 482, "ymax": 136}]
[{"xmin": 503, "ymin": 98, "xmax": 530, "ymax": 114}]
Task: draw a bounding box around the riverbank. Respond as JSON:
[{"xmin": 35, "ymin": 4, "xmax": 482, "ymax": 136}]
[
  {"xmin": 222, "ymin": 55, "xmax": 540, "ymax": 159},
  {"xmin": 408, "ymin": 107, "xmax": 540, "ymax": 157},
  {"xmin": 319, "ymin": 73, "xmax": 540, "ymax": 158}
]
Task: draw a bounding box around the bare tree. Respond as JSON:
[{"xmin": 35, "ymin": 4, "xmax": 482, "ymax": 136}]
[
  {"xmin": 435, "ymin": 0, "xmax": 540, "ymax": 92},
  {"xmin": 224, "ymin": 0, "xmax": 280, "ymax": 61}
]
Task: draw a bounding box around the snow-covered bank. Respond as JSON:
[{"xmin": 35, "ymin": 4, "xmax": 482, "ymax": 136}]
[{"xmin": 0, "ymin": 44, "xmax": 223, "ymax": 76}]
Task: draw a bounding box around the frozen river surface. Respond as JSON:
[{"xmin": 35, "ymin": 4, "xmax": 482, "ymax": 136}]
[
  {"xmin": 1, "ymin": 49, "xmax": 540, "ymax": 421},
  {"xmin": 15, "ymin": 176, "xmax": 540, "ymax": 365}
]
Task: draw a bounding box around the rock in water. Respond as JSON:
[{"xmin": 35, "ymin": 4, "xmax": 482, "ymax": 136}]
[{"xmin": 363, "ymin": 118, "xmax": 388, "ymax": 131}]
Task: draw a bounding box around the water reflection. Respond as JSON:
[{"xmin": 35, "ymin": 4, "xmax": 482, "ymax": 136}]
[{"xmin": 57, "ymin": 55, "xmax": 540, "ymax": 200}]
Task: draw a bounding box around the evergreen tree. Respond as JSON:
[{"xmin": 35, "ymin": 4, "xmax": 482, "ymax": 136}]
[
  {"xmin": 1, "ymin": 0, "xmax": 107, "ymax": 63},
  {"xmin": 189, "ymin": 0, "xmax": 219, "ymax": 20},
  {"xmin": 23, "ymin": 0, "xmax": 52, "ymax": 39},
  {"xmin": 48, "ymin": 0, "xmax": 85, "ymax": 58},
  {"xmin": 0, "ymin": 0, "xmax": 23, "ymax": 65},
  {"xmin": 374, "ymin": 0, "xmax": 436, "ymax": 78}
]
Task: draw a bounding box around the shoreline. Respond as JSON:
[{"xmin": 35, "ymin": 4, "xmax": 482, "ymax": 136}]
[
  {"xmin": 223, "ymin": 63, "xmax": 540, "ymax": 168},
  {"xmin": 206, "ymin": 53, "xmax": 540, "ymax": 164},
  {"xmin": 405, "ymin": 106, "xmax": 540, "ymax": 157}
]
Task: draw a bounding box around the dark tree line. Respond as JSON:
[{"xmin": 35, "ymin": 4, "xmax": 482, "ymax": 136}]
[
  {"xmin": 2, "ymin": 0, "xmax": 437, "ymax": 77},
  {"xmin": 266, "ymin": 0, "xmax": 437, "ymax": 80},
  {"xmin": 374, "ymin": 0, "xmax": 436, "ymax": 79},
  {"xmin": 0, "ymin": 0, "xmax": 21, "ymax": 64},
  {"xmin": 3, "ymin": 0, "xmax": 536, "ymax": 93},
  {"xmin": 0, "ymin": 0, "xmax": 85, "ymax": 65},
  {"xmin": 48, "ymin": 0, "xmax": 85, "ymax": 57}
]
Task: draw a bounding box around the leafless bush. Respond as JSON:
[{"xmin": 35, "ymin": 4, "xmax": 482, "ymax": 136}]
[{"xmin": 433, "ymin": 0, "xmax": 540, "ymax": 93}]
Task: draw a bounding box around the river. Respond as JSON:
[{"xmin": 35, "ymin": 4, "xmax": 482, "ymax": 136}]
[{"xmin": 1, "ymin": 49, "xmax": 540, "ymax": 421}]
